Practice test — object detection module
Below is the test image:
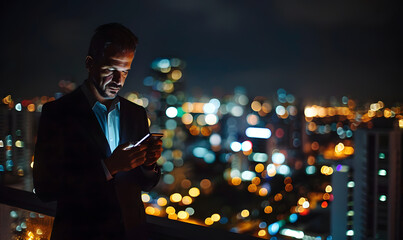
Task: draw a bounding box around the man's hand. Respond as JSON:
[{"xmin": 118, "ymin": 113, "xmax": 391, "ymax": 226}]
[
  {"xmin": 104, "ymin": 142, "xmax": 148, "ymax": 176},
  {"xmin": 143, "ymin": 139, "xmax": 163, "ymax": 167}
]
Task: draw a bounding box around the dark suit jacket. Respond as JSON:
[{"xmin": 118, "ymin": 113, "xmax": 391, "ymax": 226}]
[{"xmin": 33, "ymin": 87, "xmax": 160, "ymax": 240}]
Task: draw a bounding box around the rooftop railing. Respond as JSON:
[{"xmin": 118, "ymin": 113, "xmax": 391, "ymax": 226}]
[{"xmin": 0, "ymin": 186, "xmax": 259, "ymax": 240}]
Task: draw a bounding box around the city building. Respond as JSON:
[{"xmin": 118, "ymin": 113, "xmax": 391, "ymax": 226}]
[{"xmin": 331, "ymin": 119, "xmax": 402, "ymax": 239}]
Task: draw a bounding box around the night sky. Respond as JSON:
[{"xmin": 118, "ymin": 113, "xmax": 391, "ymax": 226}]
[{"xmin": 1, "ymin": 0, "xmax": 402, "ymax": 104}]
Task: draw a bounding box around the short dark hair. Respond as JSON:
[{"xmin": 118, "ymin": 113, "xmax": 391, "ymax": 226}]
[{"xmin": 88, "ymin": 23, "xmax": 138, "ymax": 61}]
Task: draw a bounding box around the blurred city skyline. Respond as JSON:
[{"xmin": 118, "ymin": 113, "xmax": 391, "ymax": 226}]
[{"xmin": 1, "ymin": 0, "xmax": 402, "ymax": 104}]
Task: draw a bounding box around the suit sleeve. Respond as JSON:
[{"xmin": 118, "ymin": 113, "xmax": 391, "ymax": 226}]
[
  {"xmin": 137, "ymin": 107, "xmax": 161, "ymax": 192},
  {"xmin": 33, "ymin": 103, "xmax": 63, "ymax": 202},
  {"xmin": 34, "ymin": 102, "xmax": 109, "ymax": 203}
]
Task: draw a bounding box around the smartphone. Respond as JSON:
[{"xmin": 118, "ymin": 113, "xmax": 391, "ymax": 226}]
[{"xmin": 124, "ymin": 133, "xmax": 163, "ymax": 150}]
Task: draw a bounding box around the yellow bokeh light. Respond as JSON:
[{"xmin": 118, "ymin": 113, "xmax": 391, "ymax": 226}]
[
  {"xmin": 27, "ymin": 231, "xmax": 34, "ymax": 238},
  {"xmin": 328, "ymin": 107, "xmax": 336, "ymax": 116},
  {"xmin": 344, "ymin": 146, "xmax": 354, "ymax": 155},
  {"xmin": 157, "ymin": 197, "xmax": 168, "ymax": 207},
  {"xmin": 318, "ymin": 107, "xmax": 327, "ymax": 118},
  {"xmin": 182, "ymin": 113, "xmax": 193, "ymax": 125},
  {"xmin": 161, "ymin": 67, "xmax": 171, "ymax": 73},
  {"xmin": 168, "ymin": 213, "xmax": 178, "ymax": 220},
  {"xmin": 267, "ymin": 167, "xmax": 276, "ymax": 177},
  {"xmin": 258, "ymin": 229, "xmax": 267, "ymax": 237},
  {"xmin": 182, "ymin": 102, "xmax": 193, "ymax": 112},
  {"xmin": 205, "ymin": 217, "xmax": 214, "ymax": 225},
  {"xmin": 297, "ymin": 206, "xmax": 304, "ymax": 213},
  {"xmin": 182, "ymin": 196, "xmax": 193, "ymax": 205},
  {"xmin": 15, "ymin": 140, "xmax": 23, "ymax": 148},
  {"xmin": 321, "ymin": 166, "xmax": 327, "ymax": 174},
  {"xmin": 327, "ymin": 166, "xmax": 334, "ymax": 175},
  {"xmin": 166, "ymin": 206, "xmax": 176, "ymax": 215},
  {"xmin": 304, "ymin": 106, "xmax": 318, "ymax": 117},
  {"xmin": 264, "ymin": 206, "xmax": 273, "ymax": 214},
  {"xmin": 335, "ymin": 143, "xmax": 345, "ymax": 153},
  {"xmin": 325, "ymin": 185, "xmax": 332, "ymax": 193},
  {"xmin": 399, "ymin": 119, "xmax": 403, "ymax": 129},
  {"xmin": 36, "ymin": 229, "xmax": 43, "ymax": 235},
  {"xmin": 163, "ymin": 82, "xmax": 174, "ymax": 93},
  {"xmin": 178, "ymin": 211, "xmax": 189, "ymax": 220},
  {"xmin": 258, "ymin": 188, "xmax": 268, "ymax": 197},
  {"xmin": 189, "ymin": 187, "xmax": 200, "ymax": 197},
  {"xmin": 368, "ymin": 110, "xmax": 376, "ymax": 117},
  {"xmin": 241, "ymin": 209, "xmax": 250, "ymax": 218},
  {"xmin": 171, "ymin": 70, "xmax": 182, "ymax": 81},
  {"xmin": 170, "ymin": 193, "xmax": 182, "ymax": 203},
  {"xmin": 251, "ymin": 101, "xmax": 262, "ymax": 112},
  {"xmin": 192, "ymin": 102, "xmax": 205, "ymax": 113},
  {"xmin": 154, "ymin": 208, "xmax": 161, "ymax": 216},
  {"xmin": 172, "ymin": 149, "xmax": 183, "ymax": 159},
  {"xmin": 248, "ymin": 184, "xmax": 257, "ymax": 193},
  {"xmin": 321, "ymin": 166, "xmax": 334, "ymax": 175},
  {"xmin": 145, "ymin": 206, "xmax": 155, "ymax": 215},
  {"xmin": 308, "ymin": 122, "xmax": 317, "ymax": 132},
  {"xmin": 141, "ymin": 193, "xmax": 151, "ymax": 203},
  {"xmin": 3, "ymin": 95, "xmax": 12, "ymax": 104},
  {"xmin": 298, "ymin": 197, "xmax": 306, "ymax": 205},
  {"xmin": 255, "ymin": 164, "xmax": 264, "ymax": 173},
  {"xmin": 211, "ymin": 213, "xmax": 221, "ymax": 222},
  {"xmin": 384, "ymin": 108, "xmax": 392, "ymax": 118},
  {"xmin": 378, "ymin": 101, "xmax": 384, "ymax": 109},
  {"xmin": 231, "ymin": 177, "xmax": 242, "ymax": 186}
]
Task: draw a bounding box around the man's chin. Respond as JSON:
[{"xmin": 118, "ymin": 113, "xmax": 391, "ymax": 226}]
[
  {"xmin": 100, "ymin": 91, "xmax": 118, "ymax": 99},
  {"xmin": 105, "ymin": 93, "xmax": 118, "ymax": 99}
]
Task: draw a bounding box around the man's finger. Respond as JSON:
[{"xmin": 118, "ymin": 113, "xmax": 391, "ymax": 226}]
[
  {"xmin": 129, "ymin": 150, "xmax": 147, "ymax": 160},
  {"xmin": 119, "ymin": 142, "xmax": 135, "ymax": 151},
  {"xmin": 148, "ymin": 140, "xmax": 163, "ymax": 147}
]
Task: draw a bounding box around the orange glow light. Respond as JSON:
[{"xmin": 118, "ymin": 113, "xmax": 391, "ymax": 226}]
[{"xmin": 255, "ymin": 164, "xmax": 264, "ymax": 173}]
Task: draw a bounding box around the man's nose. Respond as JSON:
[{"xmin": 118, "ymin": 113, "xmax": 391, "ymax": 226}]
[{"xmin": 112, "ymin": 71, "xmax": 124, "ymax": 83}]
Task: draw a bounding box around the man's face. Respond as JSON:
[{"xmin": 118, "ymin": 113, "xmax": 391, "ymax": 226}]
[{"xmin": 88, "ymin": 46, "xmax": 135, "ymax": 99}]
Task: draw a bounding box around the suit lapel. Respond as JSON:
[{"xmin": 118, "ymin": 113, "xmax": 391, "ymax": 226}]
[
  {"xmin": 74, "ymin": 90, "xmax": 112, "ymax": 158},
  {"xmin": 119, "ymin": 97, "xmax": 149, "ymax": 145},
  {"xmin": 119, "ymin": 97, "xmax": 129, "ymax": 145}
]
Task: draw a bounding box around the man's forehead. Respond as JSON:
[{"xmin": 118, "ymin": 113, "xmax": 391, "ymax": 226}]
[
  {"xmin": 100, "ymin": 47, "xmax": 135, "ymax": 67},
  {"xmin": 103, "ymin": 43, "xmax": 135, "ymax": 57},
  {"xmin": 106, "ymin": 56, "xmax": 133, "ymax": 67}
]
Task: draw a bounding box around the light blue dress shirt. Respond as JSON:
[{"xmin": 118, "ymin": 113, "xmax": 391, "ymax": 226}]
[
  {"xmin": 81, "ymin": 82, "xmax": 157, "ymax": 180},
  {"xmin": 92, "ymin": 101, "xmax": 121, "ymax": 153},
  {"xmin": 81, "ymin": 83, "xmax": 120, "ymax": 180}
]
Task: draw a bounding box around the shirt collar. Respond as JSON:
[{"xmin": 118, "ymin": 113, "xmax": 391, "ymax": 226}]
[{"xmin": 81, "ymin": 80, "xmax": 120, "ymax": 112}]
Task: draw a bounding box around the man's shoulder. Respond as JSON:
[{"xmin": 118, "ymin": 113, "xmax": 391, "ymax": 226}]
[
  {"xmin": 42, "ymin": 88, "xmax": 84, "ymax": 113},
  {"xmin": 119, "ymin": 96, "xmax": 146, "ymax": 113}
]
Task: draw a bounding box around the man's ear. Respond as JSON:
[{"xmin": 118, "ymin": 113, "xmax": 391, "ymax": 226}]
[{"xmin": 85, "ymin": 56, "xmax": 94, "ymax": 72}]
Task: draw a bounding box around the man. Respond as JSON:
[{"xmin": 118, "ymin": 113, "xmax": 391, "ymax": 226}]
[{"xmin": 33, "ymin": 23, "xmax": 162, "ymax": 240}]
